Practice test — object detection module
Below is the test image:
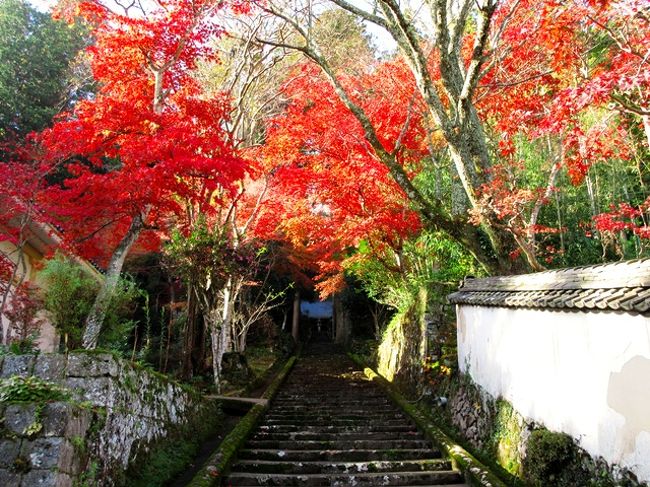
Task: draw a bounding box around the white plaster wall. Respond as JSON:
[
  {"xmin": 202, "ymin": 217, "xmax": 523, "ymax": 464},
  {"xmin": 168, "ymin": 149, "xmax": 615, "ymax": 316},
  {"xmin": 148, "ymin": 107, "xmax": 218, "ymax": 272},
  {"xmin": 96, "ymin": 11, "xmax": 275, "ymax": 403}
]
[
  {"xmin": 0, "ymin": 240, "xmax": 58, "ymax": 352},
  {"xmin": 457, "ymin": 305, "xmax": 650, "ymax": 482}
]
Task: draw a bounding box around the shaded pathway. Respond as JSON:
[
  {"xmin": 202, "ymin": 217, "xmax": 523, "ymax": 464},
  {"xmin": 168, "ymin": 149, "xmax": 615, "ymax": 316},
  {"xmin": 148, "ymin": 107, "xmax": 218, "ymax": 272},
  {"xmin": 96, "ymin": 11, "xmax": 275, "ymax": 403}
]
[{"xmin": 225, "ymin": 343, "xmax": 468, "ymax": 486}]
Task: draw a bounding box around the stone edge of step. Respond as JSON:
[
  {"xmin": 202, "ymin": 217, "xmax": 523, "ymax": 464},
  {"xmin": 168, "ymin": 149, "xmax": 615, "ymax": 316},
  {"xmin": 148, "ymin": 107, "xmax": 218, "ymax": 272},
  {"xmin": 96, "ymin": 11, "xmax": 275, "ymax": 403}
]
[
  {"xmin": 347, "ymin": 352, "xmax": 509, "ymax": 487},
  {"xmin": 185, "ymin": 354, "xmax": 298, "ymax": 487}
]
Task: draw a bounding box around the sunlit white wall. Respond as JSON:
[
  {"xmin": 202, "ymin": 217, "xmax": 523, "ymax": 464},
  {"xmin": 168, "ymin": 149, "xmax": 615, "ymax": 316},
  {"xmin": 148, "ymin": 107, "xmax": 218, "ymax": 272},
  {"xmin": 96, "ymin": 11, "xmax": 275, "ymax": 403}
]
[{"xmin": 457, "ymin": 304, "xmax": 650, "ymax": 483}]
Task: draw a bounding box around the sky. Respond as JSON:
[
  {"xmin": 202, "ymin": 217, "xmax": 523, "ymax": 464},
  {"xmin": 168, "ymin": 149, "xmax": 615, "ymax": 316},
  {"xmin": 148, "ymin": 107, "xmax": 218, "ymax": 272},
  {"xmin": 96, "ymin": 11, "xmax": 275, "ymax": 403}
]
[
  {"xmin": 29, "ymin": 0, "xmax": 56, "ymax": 11},
  {"xmin": 28, "ymin": 0, "xmax": 397, "ymax": 50}
]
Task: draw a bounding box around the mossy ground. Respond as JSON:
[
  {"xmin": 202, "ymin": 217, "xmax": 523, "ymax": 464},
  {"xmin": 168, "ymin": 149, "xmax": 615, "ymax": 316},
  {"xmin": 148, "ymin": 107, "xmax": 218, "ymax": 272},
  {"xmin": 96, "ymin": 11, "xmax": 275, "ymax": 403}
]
[{"xmin": 123, "ymin": 404, "xmax": 223, "ymax": 487}]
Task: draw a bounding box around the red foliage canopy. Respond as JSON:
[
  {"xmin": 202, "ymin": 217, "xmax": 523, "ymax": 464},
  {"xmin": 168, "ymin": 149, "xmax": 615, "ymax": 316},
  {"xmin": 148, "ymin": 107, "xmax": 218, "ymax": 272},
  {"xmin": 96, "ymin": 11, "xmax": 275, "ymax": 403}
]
[
  {"xmin": 253, "ymin": 62, "xmax": 424, "ymax": 295},
  {"xmin": 36, "ymin": 0, "xmax": 248, "ymax": 264}
]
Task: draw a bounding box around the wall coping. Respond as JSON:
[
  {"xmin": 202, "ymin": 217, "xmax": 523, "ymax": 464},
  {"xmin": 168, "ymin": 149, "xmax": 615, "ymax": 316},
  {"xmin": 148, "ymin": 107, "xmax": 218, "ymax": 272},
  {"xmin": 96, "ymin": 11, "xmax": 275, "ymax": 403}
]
[{"xmin": 448, "ymin": 258, "xmax": 650, "ymax": 314}]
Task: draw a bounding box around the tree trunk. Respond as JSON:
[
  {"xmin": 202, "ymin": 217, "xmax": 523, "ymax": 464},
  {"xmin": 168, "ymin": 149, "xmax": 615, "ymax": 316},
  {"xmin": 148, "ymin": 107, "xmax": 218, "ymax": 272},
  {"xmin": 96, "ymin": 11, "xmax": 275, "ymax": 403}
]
[
  {"xmin": 210, "ymin": 277, "xmax": 236, "ymax": 391},
  {"xmin": 210, "ymin": 317, "xmax": 227, "ymax": 393},
  {"xmin": 643, "ymin": 115, "xmax": 650, "ymax": 150},
  {"xmin": 334, "ymin": 293, "xmax": 351, "ymax": 346},
  {"xmin": 82, "ymin": 209, "xmax": 149, "ymax": 349},
  {"xmin": 238, "ymin": 332, "xmax": 246, "ymax": 355},
  {"xmin": 182, "ymin": 289, "xmax": 197, "ymax": 380},
  {"xmin": 1, "ymin": 214, "xmax": 30, "ymax": 345},
  {"xmin": 291, "ymin": 289, "xmax": 300, "ymax": 343}
]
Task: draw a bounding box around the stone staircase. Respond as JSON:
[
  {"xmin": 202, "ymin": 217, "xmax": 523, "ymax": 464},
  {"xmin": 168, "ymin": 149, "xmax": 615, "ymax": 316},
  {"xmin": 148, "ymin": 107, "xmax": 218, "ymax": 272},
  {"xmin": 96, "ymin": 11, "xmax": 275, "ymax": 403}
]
[{"xmin": 224, "ymin": 344, "xmax": 468, "ymax": 486}]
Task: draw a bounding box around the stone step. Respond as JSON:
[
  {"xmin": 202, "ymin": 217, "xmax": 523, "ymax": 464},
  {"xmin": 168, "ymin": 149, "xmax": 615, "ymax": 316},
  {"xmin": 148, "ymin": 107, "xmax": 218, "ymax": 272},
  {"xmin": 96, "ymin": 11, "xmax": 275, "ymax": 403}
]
[
  {"xmin": 270, "ymin": 405, "xmax": 397, "ymax": 413},
  {"xmin": 237, "ymin": 449, "xmax": 442, "ymax": 462},
  {"xmin": 223, "ymin": 345, "xmax": 468, "ymax": 487},
  {"xmin": 272, "ymin": 398, "xmax": 391, "ymax": 406},
  {"xmin": 225, "ymin": 470, "xmax": 464, "ymax": 486},
  {"xmin": 251, "ymin": 431, "xmax": 425, "ymax": 441},
  {"xmin": 260, "ymin": 418, "xmax": 412, "ymax": 427},
  {"xmin": 230, "ymin": 458, "xmax": 453, "ymax": 475},
  {"xmin": 245, "ymin": 439, "xmax": 432, "ymax": 450},
  {"xmin": 256, "ymin": 424, "xmax": 418, "ymax": 433},
  {"xmin": 263, "ymin": 412, "xmax": 407, "ymax": 421}
]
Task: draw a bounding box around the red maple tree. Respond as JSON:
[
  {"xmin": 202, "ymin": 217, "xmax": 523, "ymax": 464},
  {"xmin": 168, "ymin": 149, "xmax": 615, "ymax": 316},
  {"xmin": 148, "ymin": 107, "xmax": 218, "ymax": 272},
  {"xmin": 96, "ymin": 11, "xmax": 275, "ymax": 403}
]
[{"xmin": 36, "ymin": 0, "xmax": 249, "ymax": 348}]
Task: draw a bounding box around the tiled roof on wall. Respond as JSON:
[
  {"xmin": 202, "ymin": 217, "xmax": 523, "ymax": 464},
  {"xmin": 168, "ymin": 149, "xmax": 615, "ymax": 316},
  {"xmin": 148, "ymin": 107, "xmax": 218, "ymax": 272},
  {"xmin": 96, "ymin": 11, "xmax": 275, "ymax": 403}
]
[{"xmin": 447, "ymin": 259, "xmax": 650, "ymax": 314}]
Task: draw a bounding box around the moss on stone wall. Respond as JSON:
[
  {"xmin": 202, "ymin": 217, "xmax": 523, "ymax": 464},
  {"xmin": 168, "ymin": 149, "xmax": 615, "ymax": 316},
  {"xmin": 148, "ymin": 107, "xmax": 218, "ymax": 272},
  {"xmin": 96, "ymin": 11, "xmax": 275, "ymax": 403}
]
[
  {"xmin": 489, "ymin": 400, "xmax": 525, "ymax": 476},
  {"xmin": 376, "ymin": 288, "xmax": 427, "ymax": 390},
  {"xmin": 0, "ymin": 352, "xmax": 224, "ymax": 486},
  {"xmin": 427, "ymin": 371, "xmax": 645, "ymax": 487}
]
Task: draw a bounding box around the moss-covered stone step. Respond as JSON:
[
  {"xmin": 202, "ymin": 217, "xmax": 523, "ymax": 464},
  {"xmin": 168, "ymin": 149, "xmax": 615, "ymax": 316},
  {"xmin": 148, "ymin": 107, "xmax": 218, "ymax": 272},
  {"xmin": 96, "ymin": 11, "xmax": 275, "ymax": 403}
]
[
  {"xmin": 245, "ymin": 438, "xmax": 433, "ymax": 450},
  {"xmin": 225, "ymin": 470, "xmax": 464, "ymax": 486},
  {"xmin": 237, "ymin": 448, "xmax": 442, "ymax": 462},
  {"xmin": 231, "ymin": 458, "xmax": 453, "ymax": 474}
]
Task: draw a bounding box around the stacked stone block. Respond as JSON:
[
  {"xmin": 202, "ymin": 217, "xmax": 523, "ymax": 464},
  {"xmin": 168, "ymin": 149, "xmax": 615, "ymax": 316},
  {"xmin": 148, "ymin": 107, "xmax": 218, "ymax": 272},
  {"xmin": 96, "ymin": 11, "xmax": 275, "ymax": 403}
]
[{"xmin": 0, "ymin": 352, "xmax": 220, "ymax": 486}]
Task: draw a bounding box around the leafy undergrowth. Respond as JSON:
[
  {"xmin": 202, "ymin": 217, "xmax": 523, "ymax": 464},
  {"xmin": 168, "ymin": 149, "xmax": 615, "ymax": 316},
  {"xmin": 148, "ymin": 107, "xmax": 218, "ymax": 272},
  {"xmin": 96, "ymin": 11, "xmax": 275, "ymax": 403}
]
[
  {"xmin": 246, "ymin": 345, "xmax": 281, "ymax": 378},
  {"xmin": 220, "ymin": 345, "xmax": 282, "ymax": 397},
  {"xmin": 0, "ymin": 375, "xmax": 70, "ymax": 403}
]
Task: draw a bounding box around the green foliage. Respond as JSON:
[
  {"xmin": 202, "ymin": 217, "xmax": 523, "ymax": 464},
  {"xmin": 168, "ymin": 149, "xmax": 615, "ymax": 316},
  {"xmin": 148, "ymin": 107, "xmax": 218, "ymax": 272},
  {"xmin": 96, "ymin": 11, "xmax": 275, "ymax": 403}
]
[
  {"xmin": 164, "ymin": 219, "xmax": 252, "ymax": 292},
  {"xmin": 74, "ymin": 460, "xmax": 99, "ymax": 487},
  {"xmin": 128, "ymin": 438, "xmax": 198, "ymax": 487},
  {"xmin": 522, "ymin": 429, "xmax": 575, "ymax": 485},
  {"xmin": 0, "ymin": 0, "xmax": 90, "ymax": 138},
  {"xmin": 98, "ymin": 274, "xmax": 145, "ymax": 355},
  {"xmin": 489, "ymin": 400, "xmax": 524, "ymax": 475},
  {"xmin": 40, "ymin": 255, "xmax": 99, "ymax": 349},
  {"xmin": 347, "ymin": 230, "xmax": 478, "ymax": 313},
  {"xmin": 0, "ymin": 375, "xmax": 70, "ymax": 403},
  {"xmin": 2, "ymin": 335, "xmax": 39, "ymax": 355},
  {"xmin": 39, "ymin": 255, "xmax": 144, "ymax": 354}
]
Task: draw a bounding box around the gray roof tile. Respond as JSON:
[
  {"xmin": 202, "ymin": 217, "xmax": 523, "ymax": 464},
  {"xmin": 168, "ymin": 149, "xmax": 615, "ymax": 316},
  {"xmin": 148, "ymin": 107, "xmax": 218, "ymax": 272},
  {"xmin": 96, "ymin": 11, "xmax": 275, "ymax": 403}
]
[{"xmin": 448, "ymin": 259, "xmax": 650, "ymax": 314}]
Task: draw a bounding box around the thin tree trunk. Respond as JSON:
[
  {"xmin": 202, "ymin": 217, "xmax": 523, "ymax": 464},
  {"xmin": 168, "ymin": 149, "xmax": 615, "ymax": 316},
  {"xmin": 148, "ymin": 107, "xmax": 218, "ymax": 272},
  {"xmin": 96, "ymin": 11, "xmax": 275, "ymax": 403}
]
[
  {"xmin": 210, "ymin": 317, "xmax": 226, "ymax": 393},
  {"xmin": 182, "ymin": 289, "xmax": 196, "ymax": 379},
  {"xmin": 210, "ymin": 277, "xmax": 236, "ymax": 391},
  {"xmin": 291, "ymin": 289, "xmax": 300, "ymax": 343},
  {"xmin": 82, "ymin": 209, "xmax": 150, "ymax": 349},
  {"xmin": 1, "ymin": 214, "xmax": 30, "ymax": 345},
  {"xmin": 643, "ymin": 115, "xmax": 650, "ymax": 149}
]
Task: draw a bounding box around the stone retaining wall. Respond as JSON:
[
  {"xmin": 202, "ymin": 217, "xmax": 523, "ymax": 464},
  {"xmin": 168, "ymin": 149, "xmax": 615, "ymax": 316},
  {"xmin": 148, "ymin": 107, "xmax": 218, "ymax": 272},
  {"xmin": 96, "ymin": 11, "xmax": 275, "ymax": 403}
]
[
  {"xmin": 0, "ymin": 401, "xmax": 93, "ymax": 486},
  {"xmin": 0, "ymin": 352, "xmax": 221, "ymax": 486}
]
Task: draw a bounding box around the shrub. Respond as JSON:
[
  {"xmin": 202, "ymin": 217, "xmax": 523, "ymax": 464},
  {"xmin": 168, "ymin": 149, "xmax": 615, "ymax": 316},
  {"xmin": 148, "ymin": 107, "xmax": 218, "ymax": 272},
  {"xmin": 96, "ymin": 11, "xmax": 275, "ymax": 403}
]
[
  {"xmin": 39, "ymin": 255, "xmax": 145, "ymax": 354},
  {"xmin": 40, "ymin": 255, "xmax": 99, "ymax": 350},
  {"xmin": 523, "ymin": 429, "xmax": 575, "ymax": 485}
]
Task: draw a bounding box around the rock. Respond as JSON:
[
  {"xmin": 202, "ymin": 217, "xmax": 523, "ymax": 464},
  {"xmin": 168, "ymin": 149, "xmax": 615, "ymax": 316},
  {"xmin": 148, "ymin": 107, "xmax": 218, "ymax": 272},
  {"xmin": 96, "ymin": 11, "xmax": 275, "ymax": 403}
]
[
  {"xmin": 64, "ymin": 408, "xmax": 92, "ymax": 439},
  {"xmin": 21, "ymin": 469, "xmax": 72, "ymax": 487},
  {"xmin": 4, "ymin": 403, "xmax": 37, "ymax": 436},
  {"xmin": 1, "ymin": 354, "xmax": 35, "ymax": 378},
  {"xmin": 0, "ymin": 469, "xmax": 21, "ymax": 486},
  {"xmin": 67, "ymin": 353, "xmax": 119, "ymax": 378},
  {"xmin": 0, "ymin": 439, "xmax": 21, "ymax": 468},
  {"xmin": 22, "ymin": 437, "xmax": 73, "ymax": 470},
  {"xmin": 64, "ymin": 377, "xmax": 111, "ymax": 406},
  {"xmin": 33, "ymin": 354, "xmax": 67, "ymax": 382},
  {"xmin": 41, "ymin": 403, "xmax": 72, "ymax": 437},
  {"xmin": 221, "ymin": 352, "xmax": 252, "ymax": 385}
]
